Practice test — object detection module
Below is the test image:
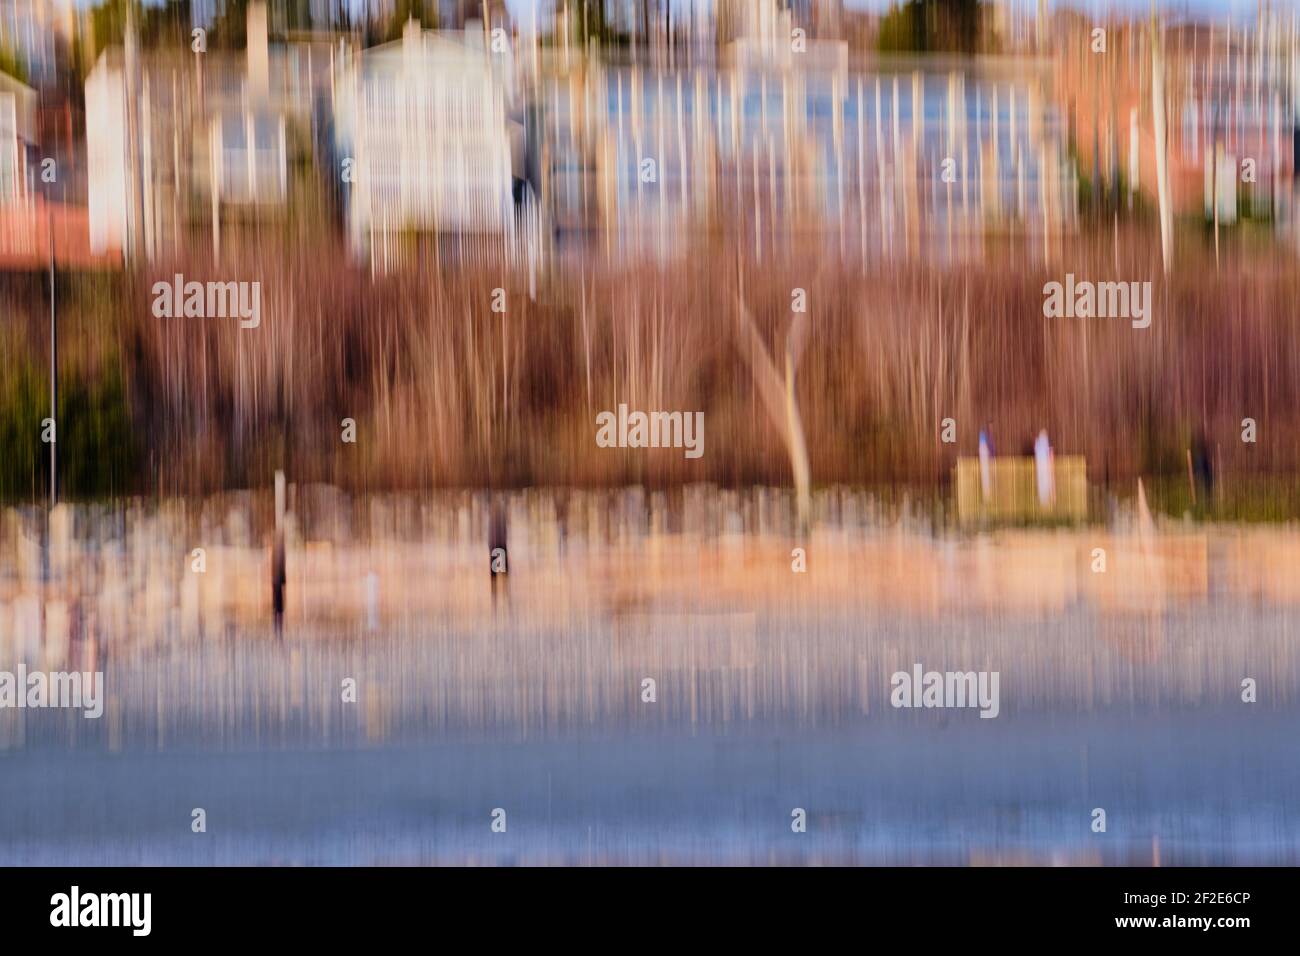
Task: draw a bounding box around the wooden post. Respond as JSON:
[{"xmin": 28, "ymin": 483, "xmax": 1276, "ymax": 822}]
[
  {"xmin": 273, "ymin": 470, "xmax": 286, "ymax": 636},
  {"xmin": 489, "ymin": 495, "xmax": 509, "ymax": 606}
]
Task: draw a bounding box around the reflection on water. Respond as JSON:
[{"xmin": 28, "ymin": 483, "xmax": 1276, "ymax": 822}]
[{"xmin": 0, "ymin": 488, "xmax": 1297, "ymax": 864}]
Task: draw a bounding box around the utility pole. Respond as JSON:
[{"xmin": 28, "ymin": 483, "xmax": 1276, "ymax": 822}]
[{"xmin": 49, "ymin": 187, "xmax": 57, "ymax": 508}]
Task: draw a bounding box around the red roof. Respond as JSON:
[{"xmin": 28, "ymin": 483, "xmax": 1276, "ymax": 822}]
[{"xmin": 0, "ymin": 198, "xmax": 120, "ymax": 270}]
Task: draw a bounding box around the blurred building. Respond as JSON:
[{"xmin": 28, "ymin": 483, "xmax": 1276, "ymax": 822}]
[
  {"xmin": 85, "ymin": 2, "xmax": 331, "ymax": 260},
  {"xmin": 0, "ymin": 0, "xmax": 75, "ymax": 87},
  {"xmin": 542, "ymin": 7, "xmax": 1073, "ymax": 261},
  {"xmin": 332, "ymin": 18, "xmax": 518, "ymax": 261},
  {"xmin": 0, "ymin": 65, "xmax": 112, "ymax": 268},
  {"xmin": 0, "ymin": 69, "xmax": 44, "ymax": 265},
  {"xmin": 0, "ymin": 70, "xmax": 37, "ymax": 206},
  {"xmin": 62, "ymin": 0, "xmax": 1078, "ymax": 266},
  {"xmin": 543, "ymin": 3, "xmax": 852, "ymax": 255},
  {"xmin": 1058, "ymin": 14, "xmax": 1297, "ymax": 226}
]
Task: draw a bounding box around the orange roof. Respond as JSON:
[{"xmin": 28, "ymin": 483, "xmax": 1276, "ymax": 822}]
[{"xmin": 0, "ymin": 198, "xmax": 120, "ymax": 270}]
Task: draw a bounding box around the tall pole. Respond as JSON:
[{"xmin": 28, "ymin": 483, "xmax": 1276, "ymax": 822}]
[
  {"xmin": 49, "ymin": 198, "xmax": 57, "ymax": 508},
  {"xmin": 1151, "ymin": 5, "xmax": 1173, "ymax": 275}
]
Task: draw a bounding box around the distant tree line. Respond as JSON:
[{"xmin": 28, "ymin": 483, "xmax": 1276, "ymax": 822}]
[{"xmin": 878, "ymin": 0, "xmax": 985, "ymax": 55}]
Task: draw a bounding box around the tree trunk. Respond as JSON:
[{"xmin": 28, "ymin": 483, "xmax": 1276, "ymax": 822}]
[
  {"xmin": 1151, "ymin": 10, "xmax": 1173, "ymax": 274},
  {"xmin": 735, "ymin": 296, "xmax": 813, "ymax": 536}
]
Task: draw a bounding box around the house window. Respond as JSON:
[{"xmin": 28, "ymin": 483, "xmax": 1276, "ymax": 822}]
[{"xmin": 215, "ymin": 109, "xmax": 287, "ymax": 204}]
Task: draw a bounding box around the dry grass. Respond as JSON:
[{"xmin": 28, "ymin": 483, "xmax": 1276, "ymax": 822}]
[{"xmin": 2, "ymin": 225, "xmax": 1298, "ymax": 496}]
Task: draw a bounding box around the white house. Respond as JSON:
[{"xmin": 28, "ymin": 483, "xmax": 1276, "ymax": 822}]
[
  {"xmin": 0, "ymin": 71, "xmax": 37, "ymax": 206},
  {"xmin": 84, "ymin": 56, "xmax": 133, "ymax": 255},
  {"xmin": 85, "ymin": 2, "xmax": 322, "ymax": 259},
  {"xmin": 333, "ymin": 19, "xmax": 517, "ymax": 258}
]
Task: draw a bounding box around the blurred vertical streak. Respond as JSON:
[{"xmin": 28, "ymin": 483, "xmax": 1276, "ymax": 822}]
[
  {"xmin": 48, "ymin": 190, "xmax": 56, "ymax": 510},
  {"xmin": 274, "ymin": 471, "xmax": 286, "ymax": 637},
  {"xmin": 1151, "ymin": 6, "xmax": 1172, "ymax": 274}
]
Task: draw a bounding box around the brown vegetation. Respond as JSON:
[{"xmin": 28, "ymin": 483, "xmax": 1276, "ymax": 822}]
[{"xmin": 1, "ymin": 226, "xmax": 1298, "ymax": 498}]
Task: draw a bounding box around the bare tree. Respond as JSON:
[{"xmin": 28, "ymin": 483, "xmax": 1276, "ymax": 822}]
[
  {"xmin": 1151, "ymin": 6, "xmax": 1173, "ymax": 274},
  {"xmin": 734, "ymin": 270, "xmax": 816, "ymax": 537}
]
